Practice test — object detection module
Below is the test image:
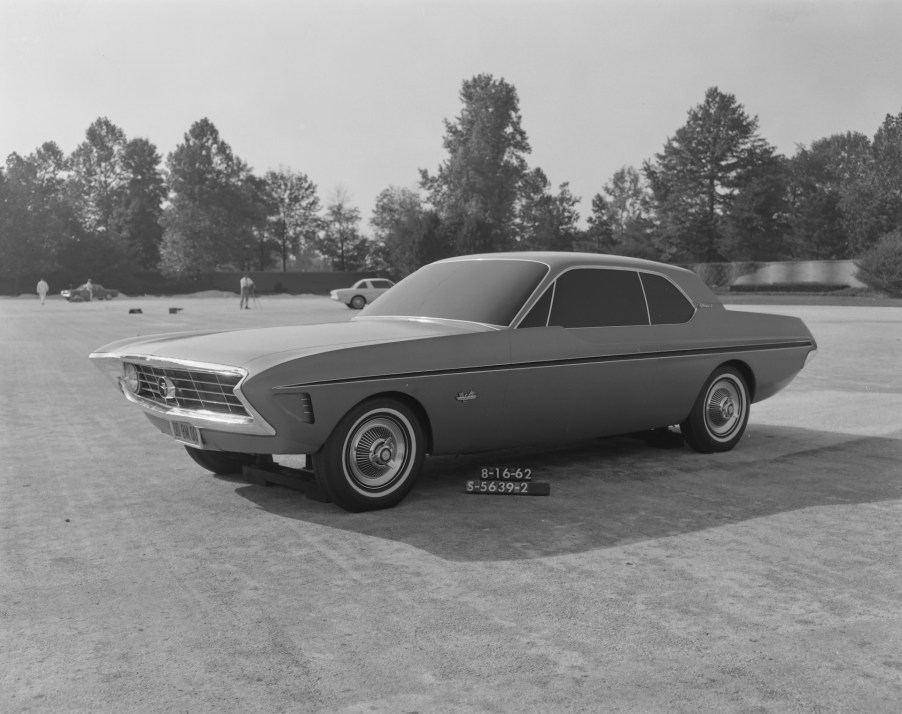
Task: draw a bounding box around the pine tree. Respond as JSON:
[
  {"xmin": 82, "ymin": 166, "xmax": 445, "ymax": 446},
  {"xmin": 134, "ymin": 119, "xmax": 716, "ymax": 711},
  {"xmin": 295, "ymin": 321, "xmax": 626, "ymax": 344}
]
[
  {"xmin": 645, "ymin": 87, "xmax": 780, "ymax": 261},
  {"xmin": 420, "ymin": 74, "xmax": 531, "ymax": 254}
]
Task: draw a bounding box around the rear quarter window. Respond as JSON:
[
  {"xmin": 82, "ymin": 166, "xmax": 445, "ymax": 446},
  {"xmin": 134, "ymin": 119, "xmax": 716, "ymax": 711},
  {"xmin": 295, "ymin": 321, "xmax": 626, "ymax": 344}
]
[{"xmin": 640, "ymin": 273, "xmax": 695, "ymax": 324}]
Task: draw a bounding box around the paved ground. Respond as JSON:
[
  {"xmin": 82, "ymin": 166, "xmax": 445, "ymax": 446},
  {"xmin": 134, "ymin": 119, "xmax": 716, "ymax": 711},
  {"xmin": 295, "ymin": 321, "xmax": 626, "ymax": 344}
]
[{"xmin": 2, "ymin": 294, "xmax": 901, "ymax": 713}]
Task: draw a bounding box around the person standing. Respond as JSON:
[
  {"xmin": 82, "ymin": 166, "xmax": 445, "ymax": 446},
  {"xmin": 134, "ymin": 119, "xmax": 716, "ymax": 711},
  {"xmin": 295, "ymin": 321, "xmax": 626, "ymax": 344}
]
[
  {"xmin": 85, "ymin": 278, "xmax": 94, "ymax": 301},
  {"xmin": 239, "ymin": 274, "xmax": 255, "ymax": 309},
  {"xmin": 36, "ymin": 278, "xmax": 49, "ymax": 305}
]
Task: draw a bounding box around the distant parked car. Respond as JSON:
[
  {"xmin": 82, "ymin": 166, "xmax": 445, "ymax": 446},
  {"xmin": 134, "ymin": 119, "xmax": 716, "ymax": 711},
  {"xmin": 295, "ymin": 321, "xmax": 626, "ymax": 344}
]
[
  {"xmin": 61, "ymin": 283, "xmax": 119, "ymax": 302},
  {"xmin": 330, "ymin": 278, "xmax": 395, "ymax": 309}
]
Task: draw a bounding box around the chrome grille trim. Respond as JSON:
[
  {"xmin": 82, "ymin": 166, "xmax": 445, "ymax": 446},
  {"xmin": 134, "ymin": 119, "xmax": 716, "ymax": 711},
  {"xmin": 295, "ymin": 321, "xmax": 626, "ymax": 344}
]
[
  {"xmin": 89, "ymin": 352, "xmax": 277, "ymax": 436},
  {"xmin": 132, "ymin": 363, "xmax": 247, "ymax": 416}
]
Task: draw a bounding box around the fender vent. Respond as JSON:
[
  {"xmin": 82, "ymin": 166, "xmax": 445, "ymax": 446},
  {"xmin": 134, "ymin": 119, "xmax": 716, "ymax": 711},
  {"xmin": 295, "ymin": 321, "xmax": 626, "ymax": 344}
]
[{"xmin": 298, "ymin": 393, "xmax": 315, "ymax": 424}]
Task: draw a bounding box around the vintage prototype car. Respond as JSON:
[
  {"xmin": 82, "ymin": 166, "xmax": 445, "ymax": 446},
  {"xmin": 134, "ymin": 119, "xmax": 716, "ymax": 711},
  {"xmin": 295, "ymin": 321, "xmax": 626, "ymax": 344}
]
[
  {"xmin": 91, "ymin": 252, "xmax": 817, "ymax": 512},
  {"xmin": 62, "ymin": 282, "xmax": 119, "ymax": 301},
  {"xmin": 330, "ymin": 278, "xmax": 395, "ymax": 309}
]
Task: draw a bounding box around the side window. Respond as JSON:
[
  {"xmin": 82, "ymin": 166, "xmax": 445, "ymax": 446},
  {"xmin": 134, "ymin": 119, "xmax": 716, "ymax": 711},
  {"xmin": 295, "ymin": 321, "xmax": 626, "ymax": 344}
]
[
  {"xmin": 549, "ymin": 269, "xmax": 648, "ymax": 328},
  {"xmin": 517, "ymin": 286, "xmax": 553, "ymax": 328},
  {"xmin": 640, "ymin": 273, "xmax": 695, "ymax": 324},
  {"xmin": 373, "ymin": 280, "xmax": 392, "ymax": 288}
]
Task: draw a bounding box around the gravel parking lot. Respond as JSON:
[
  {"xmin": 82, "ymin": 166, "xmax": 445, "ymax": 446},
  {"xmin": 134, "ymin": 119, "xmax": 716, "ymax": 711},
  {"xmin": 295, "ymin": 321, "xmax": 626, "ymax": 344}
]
[{"xmin": 2, "ymin": 294, "xmax": 901, "ymax": 713}]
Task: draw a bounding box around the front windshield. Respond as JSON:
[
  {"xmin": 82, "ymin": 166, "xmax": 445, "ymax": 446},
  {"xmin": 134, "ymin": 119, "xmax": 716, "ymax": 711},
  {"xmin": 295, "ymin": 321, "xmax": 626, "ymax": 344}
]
[{"xmin": 359, "ymin": 259, "xmax": 549, "ymax": 326}]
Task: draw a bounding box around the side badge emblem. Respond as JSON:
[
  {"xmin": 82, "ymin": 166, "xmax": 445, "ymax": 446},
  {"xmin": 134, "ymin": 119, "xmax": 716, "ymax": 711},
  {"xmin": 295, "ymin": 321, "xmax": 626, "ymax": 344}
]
[{"xmin": 456, "ymin": 390, "xmax": 477, "ymax": 403}]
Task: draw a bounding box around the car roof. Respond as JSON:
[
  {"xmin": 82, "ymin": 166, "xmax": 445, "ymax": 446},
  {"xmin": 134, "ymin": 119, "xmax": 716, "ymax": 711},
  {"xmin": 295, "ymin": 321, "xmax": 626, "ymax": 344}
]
[
  {"xmin": 440, "ymin": 250, "xmax": 673, "ymax": 270},
  {"xmin": 436, "ymin": 251, "xmax": 718, "ymax": 305}
]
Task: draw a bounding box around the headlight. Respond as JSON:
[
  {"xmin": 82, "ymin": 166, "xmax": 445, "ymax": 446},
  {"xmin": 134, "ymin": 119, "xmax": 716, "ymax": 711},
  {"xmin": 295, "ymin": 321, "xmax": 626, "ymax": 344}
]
[{"xmin": 123, "ymin": 363, "xmax": 140, "ymax": 393}]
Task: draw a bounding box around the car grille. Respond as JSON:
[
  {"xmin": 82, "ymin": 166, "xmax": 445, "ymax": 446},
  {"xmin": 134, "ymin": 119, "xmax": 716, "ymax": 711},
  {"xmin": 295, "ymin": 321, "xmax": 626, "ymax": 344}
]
[{"xmin": 130, "ymin": 363, "xmax": 248, "ymax": 417}]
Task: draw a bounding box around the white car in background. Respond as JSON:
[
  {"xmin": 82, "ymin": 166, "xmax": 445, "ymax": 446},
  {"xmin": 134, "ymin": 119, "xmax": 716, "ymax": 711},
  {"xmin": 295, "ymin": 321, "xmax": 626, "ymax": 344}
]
[{"xmin": 330, "ymin": 278, "xmax": 395, "ymax": 309}]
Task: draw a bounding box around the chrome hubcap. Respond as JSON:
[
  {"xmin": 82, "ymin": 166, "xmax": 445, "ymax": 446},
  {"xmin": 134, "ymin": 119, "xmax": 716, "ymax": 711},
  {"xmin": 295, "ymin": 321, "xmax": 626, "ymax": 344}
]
[
  {"xmin": 721, "ymin": 397, "xmax": 735, "ymax": 420},
  {"xmin": 375, "ymin": 445, "xmax": 393, "ymax": 465},
  {"xmin": 705, "ymin": 378, "xmax": 743, "ymax": 439},
  {"xmin": 346, "ymin": 416, "xmax": 409, "ymax": 490}
]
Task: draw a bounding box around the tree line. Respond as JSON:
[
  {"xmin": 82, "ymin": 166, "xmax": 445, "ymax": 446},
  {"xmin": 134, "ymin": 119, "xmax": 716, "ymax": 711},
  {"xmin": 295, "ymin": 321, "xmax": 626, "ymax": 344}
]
[{"xmin": 3, "ymin": 75, "xmax": 902, "ymax": 289}]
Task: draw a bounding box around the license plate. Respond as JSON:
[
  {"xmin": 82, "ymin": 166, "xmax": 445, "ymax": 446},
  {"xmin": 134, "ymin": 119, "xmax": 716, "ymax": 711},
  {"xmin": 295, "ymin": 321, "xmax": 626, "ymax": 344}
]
[
  {"xmin": 465, "ymin": 480, "xmax": 550, "ymax": 496},
  {"xmin": 170, "ymin": 420, "xmax": 202, "ymax": 447}
]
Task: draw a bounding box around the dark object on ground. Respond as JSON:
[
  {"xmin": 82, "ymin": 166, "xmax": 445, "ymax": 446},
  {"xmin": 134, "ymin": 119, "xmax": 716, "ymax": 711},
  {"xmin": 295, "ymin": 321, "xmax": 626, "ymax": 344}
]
[
  {"xmin": 128, "ymin": 308, "xmax": 143, "ymax": 314},
  {"xmin": 242, "ymin": 458, "xmax": 331, "ymax": 503},
  {"xmin": 630, "ymin": 428, "xmax": 686, "ymax": 449},
  {"xmin": 169, "ymin": 307, "xmax": 183, "ymax": 314}
]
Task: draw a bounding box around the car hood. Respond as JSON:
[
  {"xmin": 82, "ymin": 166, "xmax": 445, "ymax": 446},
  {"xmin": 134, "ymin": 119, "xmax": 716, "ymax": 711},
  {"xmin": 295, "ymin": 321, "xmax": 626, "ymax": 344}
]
[{"xmin": 91, "ymin": 317, "xmax": 491, "ymax": 371}]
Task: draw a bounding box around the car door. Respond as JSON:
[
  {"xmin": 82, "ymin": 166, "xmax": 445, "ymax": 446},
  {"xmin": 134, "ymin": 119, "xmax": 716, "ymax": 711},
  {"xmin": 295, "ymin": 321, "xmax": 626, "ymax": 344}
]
[
  {"xmin": 367, "ymin": 279, "xmax": 391, "ymax": 301},
  {"xmin": 635, "ymin": 270, "xmax": 703, "ymax": 426},
  {"xmin": 498, "ymin": 267, "xmax": 664, "ymax": 448},
  {"xmin": 360, "ymin": 280, "xmax": 381, "ymax": 302}
]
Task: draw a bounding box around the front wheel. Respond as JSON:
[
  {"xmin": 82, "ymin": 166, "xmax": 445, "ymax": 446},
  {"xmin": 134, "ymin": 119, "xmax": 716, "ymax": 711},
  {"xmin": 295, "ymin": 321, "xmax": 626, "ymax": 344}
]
[
  {"xmin": 681, "ymin": 367, "xmax": 750, "ymax": 453},
  {"xmin": 316, "ymin": 398, "xmax": 425, "ymax": 512},
  {"xmin": 185, "ymin": 446, "xmax": 257, "ymax": 474}
]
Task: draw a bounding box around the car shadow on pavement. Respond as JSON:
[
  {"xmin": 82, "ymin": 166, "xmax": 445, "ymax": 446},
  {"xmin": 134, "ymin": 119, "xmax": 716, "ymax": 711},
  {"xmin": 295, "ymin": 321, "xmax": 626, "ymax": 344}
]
[{"xmin": 232, "ymin": 424, "xmax": 902, "ymax": 562}]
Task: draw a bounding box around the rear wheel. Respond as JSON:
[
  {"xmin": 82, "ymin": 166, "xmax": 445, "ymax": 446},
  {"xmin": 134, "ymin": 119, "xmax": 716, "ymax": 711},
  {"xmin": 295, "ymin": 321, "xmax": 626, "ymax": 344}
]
[
  {"xmin": 349, "ymin": 295, "xmax": 366, "ymax": 309},
  {"xmin": 316, "ymin": 398, "xmax": 425, "ymax": 512},
  {"xmin": 184, "ymin": 446, "xmax": 257, "ymax": 475},
  {"xmin": 681, "ymin": 367, "xmax": 750, "ymax": 453}
]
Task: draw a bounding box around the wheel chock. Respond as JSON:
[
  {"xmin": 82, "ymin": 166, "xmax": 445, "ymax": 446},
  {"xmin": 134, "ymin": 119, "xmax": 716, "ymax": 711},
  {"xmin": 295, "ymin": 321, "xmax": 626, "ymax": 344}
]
[{"xmin": 243, "ymin": 462, "xmax": 331, "ymax": 502}]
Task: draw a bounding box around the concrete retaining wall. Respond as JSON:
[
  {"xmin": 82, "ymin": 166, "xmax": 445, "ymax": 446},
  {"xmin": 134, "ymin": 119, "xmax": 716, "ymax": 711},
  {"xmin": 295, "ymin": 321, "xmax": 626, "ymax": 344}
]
[
  {"xmin": 729, "ymin": 260, "xmax": 865, "ymax": 289},
  {"xmin": 685, "ymin": 259, "xmax": 864, "ymax": 290}
]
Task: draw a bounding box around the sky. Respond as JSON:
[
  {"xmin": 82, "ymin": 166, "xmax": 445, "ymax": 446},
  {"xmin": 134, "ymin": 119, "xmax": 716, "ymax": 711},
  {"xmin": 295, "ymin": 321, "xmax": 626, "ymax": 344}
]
[{"xmin": 2, "ymin": 0, "xmax": 902, "ymax": 227}]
